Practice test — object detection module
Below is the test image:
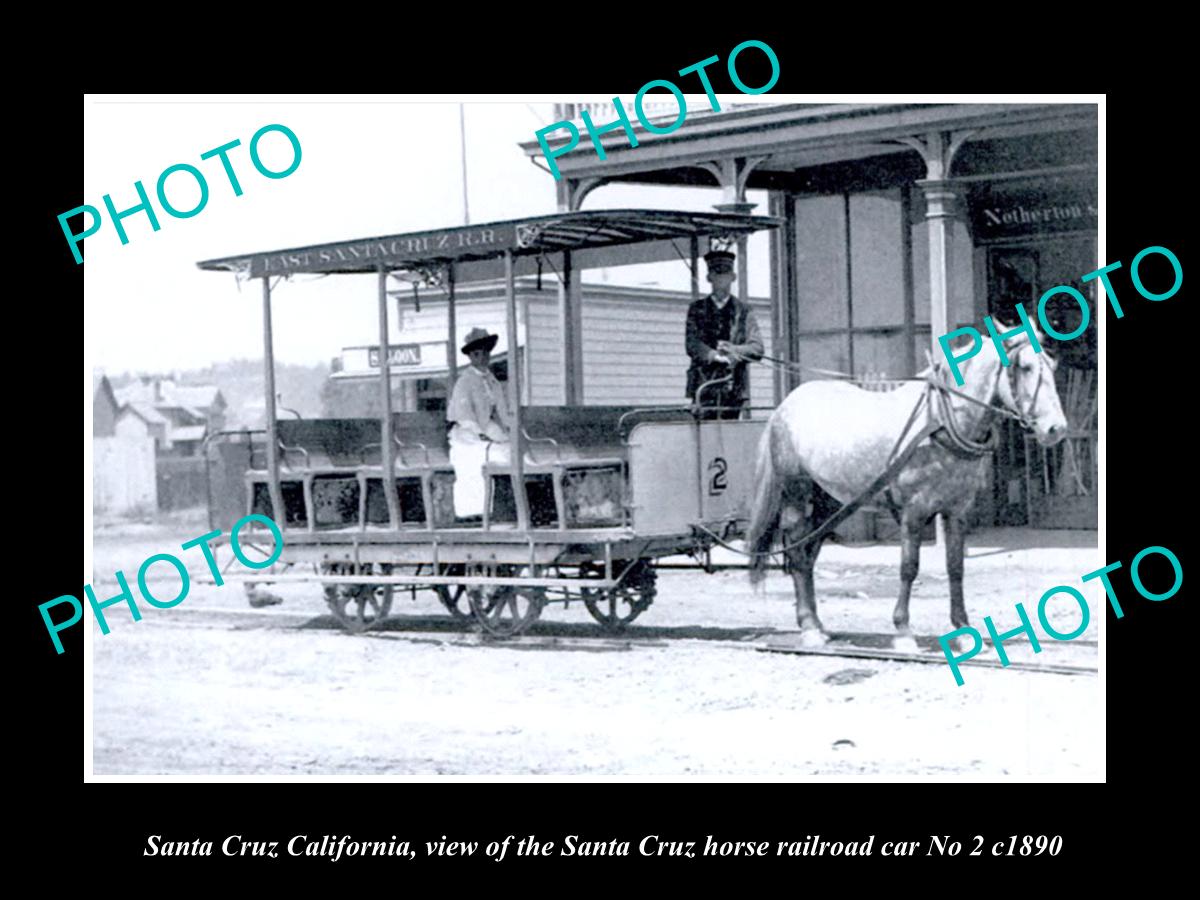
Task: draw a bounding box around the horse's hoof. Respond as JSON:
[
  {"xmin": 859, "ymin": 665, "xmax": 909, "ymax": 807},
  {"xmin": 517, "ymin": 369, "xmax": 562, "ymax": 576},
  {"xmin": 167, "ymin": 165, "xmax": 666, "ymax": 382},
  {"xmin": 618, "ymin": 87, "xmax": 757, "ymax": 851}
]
[
  {"xmin": 892, "ymin": 634, "xmax": 919, "ymax": 654},
  {"xmin": 951, "ymin": 633, "xmax": 976, "ymax": 654},
  {"xmin": 799, "ymin": 629, "xmax": 829, "ymax": 648},
  {"xmin": 246, "ymin": 589, "xmax": 283, "ymax": 608}
]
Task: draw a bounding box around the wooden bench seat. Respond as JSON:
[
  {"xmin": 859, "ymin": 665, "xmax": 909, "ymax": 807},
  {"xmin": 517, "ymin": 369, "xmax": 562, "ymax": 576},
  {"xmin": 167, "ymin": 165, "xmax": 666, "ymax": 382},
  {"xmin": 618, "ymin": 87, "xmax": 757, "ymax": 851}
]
[
  {"xmin": 246, "ymin": 407, "xmax": 686, "ymax": 530},
  {"xmin": 484, "ymin": 455, "xmax": 626, "ymax": 530}
]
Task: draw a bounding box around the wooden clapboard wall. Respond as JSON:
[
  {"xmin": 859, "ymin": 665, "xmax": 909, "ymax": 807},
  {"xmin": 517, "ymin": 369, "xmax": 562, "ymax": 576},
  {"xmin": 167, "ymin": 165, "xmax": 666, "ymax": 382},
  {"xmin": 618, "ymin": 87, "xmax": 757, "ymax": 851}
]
[{"xmin": 525, "ymin": 287, "xmax": 773, "ymax": 408}]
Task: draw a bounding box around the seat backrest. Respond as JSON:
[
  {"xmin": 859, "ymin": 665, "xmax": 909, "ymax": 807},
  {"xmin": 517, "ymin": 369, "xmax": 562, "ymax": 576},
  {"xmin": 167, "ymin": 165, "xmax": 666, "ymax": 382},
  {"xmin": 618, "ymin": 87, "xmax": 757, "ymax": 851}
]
[
  {"xmin": 277, "ymin": 419, "xmax": 380, "ymax": 467},
  {"xmin": 522, "ymin": 405, "xmax": 692, "ymax": 451},
  {"xmin": 274, "ymin": 409, "xmax": 697, "ymax": 467},
  {"xmin": 392, "ymin": 411, "xmax": 451, "ymax": 454}
]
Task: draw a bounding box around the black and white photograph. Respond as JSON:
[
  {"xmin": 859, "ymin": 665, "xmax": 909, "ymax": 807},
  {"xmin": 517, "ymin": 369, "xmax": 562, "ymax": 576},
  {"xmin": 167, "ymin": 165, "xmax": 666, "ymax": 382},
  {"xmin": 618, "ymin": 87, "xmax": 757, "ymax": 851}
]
[{"xmin": 82, "ymin": 93, "xmax": 1103, "ymax": 780}]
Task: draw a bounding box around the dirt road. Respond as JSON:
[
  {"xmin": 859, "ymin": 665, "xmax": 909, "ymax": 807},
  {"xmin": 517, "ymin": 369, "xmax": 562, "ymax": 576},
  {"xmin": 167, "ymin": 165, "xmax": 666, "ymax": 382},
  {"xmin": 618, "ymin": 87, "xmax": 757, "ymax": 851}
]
[{"xmin": 90, "ymin": 514, "xmax": 1102, "ymax": 778}]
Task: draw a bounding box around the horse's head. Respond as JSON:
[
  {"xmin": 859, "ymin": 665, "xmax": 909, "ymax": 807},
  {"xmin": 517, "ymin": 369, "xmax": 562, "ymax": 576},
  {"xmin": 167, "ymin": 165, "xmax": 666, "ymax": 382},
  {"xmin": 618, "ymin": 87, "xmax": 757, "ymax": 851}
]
[{"xmin": 995, "ymin": 331, "xmax": 1068, "ymax": 447}]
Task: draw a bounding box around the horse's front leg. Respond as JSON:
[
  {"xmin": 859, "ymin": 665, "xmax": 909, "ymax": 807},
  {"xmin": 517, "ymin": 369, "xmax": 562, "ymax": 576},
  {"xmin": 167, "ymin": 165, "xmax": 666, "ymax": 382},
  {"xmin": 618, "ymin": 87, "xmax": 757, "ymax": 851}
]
[
  {"xmin": 892, "ymin": 508, "xmax": 924, "ymax": 653},
  {"xmin": 943, "ymin": 512, "xmax": 969, "ymax": 629}
]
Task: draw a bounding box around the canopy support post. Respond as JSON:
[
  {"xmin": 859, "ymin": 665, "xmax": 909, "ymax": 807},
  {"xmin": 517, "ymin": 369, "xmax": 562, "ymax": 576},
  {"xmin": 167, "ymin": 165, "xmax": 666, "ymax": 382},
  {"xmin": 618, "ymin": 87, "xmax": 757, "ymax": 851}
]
[
  {"xmin": 378, "ymin": 265, "xmax": 400, "ymax": 528},
  {"xmin": 446, "ymin": 262, "xmax": 458, "ymax": 392},
  {"xmin": 261, "ymin": 277, "xmax": 284, "ymax": 525},
  {"xmin": 559, "ymin": 250, "xmax": 582, "ymax": 405},
  {"xmin": 504, "ymin": 250, "xmax": 530, "ymax": 531},
  {"xmin": 689, "ymin": 235, "xmax": 704, "ymax": 516},
  {"xmin": 689, "ymin": 236, "xmax": 700, "ymax": 302}
]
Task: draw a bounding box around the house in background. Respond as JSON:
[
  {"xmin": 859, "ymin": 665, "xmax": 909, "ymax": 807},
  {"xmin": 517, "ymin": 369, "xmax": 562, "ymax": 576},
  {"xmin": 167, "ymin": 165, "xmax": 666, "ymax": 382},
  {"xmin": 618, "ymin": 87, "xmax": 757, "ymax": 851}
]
[
  {"xmin": 113, "ymin": 378, "xmax": 228, "ymax": 456},
  {"xmin": 92, "ymin": 376, "xmax": 157, "ymax": 514},
  {"xmin": 163, "ymin": 384, "xmax": 228, "ymax": 432},
  {"xmin": 165, "ymin": 425, "xmax": 208, "ymax": 457},
  {"xmin": 93, "ymin": 375, "xmax": 120, "ymax": 437},
  {"xmin": 115, "ymin": 403, "xmax": 169, "ymax": 447},
  {"xmin": 94, "ymin": 375, "xmax": 229, "ymax": 515}
]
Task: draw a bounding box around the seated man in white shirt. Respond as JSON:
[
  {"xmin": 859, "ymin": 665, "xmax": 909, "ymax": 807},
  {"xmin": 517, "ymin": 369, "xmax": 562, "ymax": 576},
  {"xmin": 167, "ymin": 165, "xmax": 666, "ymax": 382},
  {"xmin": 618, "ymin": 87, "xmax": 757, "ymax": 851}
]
[{"xmin": 445, "ymin": 328, "xmax": 512, "ymax": 520}]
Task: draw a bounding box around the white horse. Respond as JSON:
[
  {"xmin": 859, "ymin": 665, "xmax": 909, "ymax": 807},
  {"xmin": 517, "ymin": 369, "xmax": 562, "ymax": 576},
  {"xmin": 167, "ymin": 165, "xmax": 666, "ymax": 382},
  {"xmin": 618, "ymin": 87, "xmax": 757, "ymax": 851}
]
[{"xmin": 746, "ymin": 332, "xmax": 1068, "ymax": 649}]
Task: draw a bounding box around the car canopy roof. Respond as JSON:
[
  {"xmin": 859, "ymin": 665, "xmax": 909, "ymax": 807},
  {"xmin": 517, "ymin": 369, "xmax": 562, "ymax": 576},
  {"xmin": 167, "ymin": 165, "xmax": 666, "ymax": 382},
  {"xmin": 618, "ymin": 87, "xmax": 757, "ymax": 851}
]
[{"xmin": 196, "ymin": 209, "xmax": 783, "ymax": 284}]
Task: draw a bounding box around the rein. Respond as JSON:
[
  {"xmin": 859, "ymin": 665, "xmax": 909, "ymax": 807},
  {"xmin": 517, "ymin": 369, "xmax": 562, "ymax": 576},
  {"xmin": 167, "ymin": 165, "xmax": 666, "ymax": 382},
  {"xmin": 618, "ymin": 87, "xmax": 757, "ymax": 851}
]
[
  {"xmin": 927, "ymin": 341, "xmax": 1049, "ymax": 454},
  {"xmin": 696, "ymin": 417, "xmax": 943, "ymax": 560},
  {"xmin": 929, "ymin": 373, "xmax": 997, "ymax": 456},
  {"xmin": 705, "ymin": 345, "xmax": 1049, "ymax": 561},
  {"xmin": 753, "ymin": 352, "xmax": 1032, "ymax": 429}
]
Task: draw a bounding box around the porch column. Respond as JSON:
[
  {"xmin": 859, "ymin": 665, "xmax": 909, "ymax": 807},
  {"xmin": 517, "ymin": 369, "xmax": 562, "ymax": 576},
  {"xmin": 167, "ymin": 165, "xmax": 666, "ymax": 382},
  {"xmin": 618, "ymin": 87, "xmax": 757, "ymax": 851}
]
[
  {"xmin": 703, "ymin": 156, "xmax": 769, "ymax": 403},
  {"xmin": 896, "ymin": 130, "xmax": 977, "ymax": 548},
  {"xmin": 712, "ymin": 199, "xmax": 756, "ymax": 304},
  {"xmin": 703, "ymin": 157, "xmax": 766, "ymax": 305},
  {"xmin": 555, "ymin": 176, "xmax": 602, "ymax": 405},
  {"xmin": 897, "ymin": 130, "xmax": 976, "ymax": 359},
  {"xmin": 916, "ymin": 178, "xmax": 963, "ymax": 354}
]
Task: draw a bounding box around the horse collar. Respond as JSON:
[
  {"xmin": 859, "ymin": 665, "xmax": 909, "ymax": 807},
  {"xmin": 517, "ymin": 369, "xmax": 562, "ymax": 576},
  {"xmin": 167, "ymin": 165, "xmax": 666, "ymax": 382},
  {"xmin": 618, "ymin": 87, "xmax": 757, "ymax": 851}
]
[{"xmin": 927, "ymin": 371, "xmax": 997, "ymax": 457}]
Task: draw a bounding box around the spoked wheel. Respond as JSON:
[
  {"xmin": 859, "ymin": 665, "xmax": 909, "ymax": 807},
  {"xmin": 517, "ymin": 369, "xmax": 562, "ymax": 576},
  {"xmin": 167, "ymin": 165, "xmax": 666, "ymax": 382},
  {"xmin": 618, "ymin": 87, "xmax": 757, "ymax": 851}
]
[
  {"xmin": 322, "ymin": 562, "xmax": 394, "ymax": 633},
  {"xmin": 467, "ymin": 564, "xmax": 545, "ymax": 638},
  {"xmin": 432, "ymin": 563, "xmax": 498, "ymax": 622},
  {"xmin": 581, "ymin": 559, "xmax": 657, "ymax": 633}
]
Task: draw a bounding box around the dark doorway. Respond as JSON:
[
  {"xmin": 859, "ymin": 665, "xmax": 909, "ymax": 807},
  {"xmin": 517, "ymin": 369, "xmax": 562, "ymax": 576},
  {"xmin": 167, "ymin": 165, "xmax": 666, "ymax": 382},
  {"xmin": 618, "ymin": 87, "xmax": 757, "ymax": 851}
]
[{"xmin": 986, "ymin": 235, "xmax": 1098, "ymax": 529}]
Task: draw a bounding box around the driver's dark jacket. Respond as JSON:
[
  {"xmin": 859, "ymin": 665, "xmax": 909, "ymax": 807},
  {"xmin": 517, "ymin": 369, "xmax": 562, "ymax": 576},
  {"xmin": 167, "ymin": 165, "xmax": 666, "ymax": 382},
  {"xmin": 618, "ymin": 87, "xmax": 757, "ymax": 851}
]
[{"xmin": 684, "ymin": 294, "xmax": 764, "ymax": 403}]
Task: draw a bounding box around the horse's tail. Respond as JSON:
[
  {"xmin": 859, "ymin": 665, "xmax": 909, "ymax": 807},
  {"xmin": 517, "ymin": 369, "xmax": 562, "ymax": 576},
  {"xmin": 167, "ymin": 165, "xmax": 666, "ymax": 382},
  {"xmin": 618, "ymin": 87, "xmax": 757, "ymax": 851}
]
[{"xmin": 747, "ymin": 418, "xmax": 784, "ymax": 587}]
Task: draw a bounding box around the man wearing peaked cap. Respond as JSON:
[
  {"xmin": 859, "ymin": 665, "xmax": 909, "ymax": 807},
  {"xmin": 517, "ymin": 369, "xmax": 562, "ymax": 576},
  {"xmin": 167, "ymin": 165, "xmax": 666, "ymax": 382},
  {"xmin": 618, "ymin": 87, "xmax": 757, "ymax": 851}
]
[
  {"xmin": 446, "ymin": 327, "xmax": 511, "ymax": 519},
  {"xmin": 685, "ymin": 249, "xmax": 764, "ymax": 419}
]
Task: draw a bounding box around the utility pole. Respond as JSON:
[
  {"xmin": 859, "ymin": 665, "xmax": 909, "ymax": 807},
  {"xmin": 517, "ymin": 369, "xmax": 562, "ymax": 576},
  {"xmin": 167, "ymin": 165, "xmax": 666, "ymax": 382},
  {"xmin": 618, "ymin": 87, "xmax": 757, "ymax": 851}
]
[{"xmin": 459, "ymin": 103, "xmax": 470, "ymax": 225}]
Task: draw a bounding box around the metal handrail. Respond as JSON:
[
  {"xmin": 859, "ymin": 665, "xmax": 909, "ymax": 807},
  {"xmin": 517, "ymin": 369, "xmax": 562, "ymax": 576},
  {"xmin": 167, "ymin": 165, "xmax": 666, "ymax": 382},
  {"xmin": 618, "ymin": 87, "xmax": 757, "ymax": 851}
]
[
  {"xmin": 201, "ymin": 427, "xmax": 266, "ymax": 458},
  {"xmin": 694, "ymin": 374, "xmax": 734, "ymax": 414},
  {"xmin": 359, "ymin": 441, "xmax": 383, "ymax": 464},
  {"xmin": 395, "ymin": 437, "xmax": 431, "ymax": 467},
  {"xmin": 616, "ymin": 405, "xmax": 694, "ymax": 435},
  {"xmin": 361, "ymin": 436, "xmax": 431, "ymax": 467},
  {"xmin": 277, "ymin": 439, "xmax": 310, "ymax": 470},
  {"xmin": 521, "ymin": 427, "xmax": 561, "ymax": 463}
]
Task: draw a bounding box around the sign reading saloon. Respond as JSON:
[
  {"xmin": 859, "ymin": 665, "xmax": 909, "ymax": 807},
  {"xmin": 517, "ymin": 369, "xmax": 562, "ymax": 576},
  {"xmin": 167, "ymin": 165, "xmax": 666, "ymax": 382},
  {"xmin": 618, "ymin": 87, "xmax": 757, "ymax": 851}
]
[
  {"xmin": 368, "ymin": 344, "xmax": 422, "ymax": 367},
  {"xmin": 222, "ymin": 225, "xmax": 507, "ymax": 277},
  {"xmin": 968, "ymin": 180, "xmax": 1097, "ymax": 241}
]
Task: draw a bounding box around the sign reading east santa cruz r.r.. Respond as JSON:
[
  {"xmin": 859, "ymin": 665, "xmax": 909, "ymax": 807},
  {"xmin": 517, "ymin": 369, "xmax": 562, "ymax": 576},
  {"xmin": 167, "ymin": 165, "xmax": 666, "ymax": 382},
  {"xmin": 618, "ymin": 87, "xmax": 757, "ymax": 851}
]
[{"xmin": 243, "ymin": 226, "xmax": 505, "ymax": 277}]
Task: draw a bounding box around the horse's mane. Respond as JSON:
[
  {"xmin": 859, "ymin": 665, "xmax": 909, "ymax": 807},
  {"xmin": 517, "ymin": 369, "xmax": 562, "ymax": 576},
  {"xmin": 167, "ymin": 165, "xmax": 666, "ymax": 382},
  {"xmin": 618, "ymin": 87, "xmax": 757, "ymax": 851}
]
[{"xmin": 920, "ymin": 328, "xmax": 1046, "ymax": 381}]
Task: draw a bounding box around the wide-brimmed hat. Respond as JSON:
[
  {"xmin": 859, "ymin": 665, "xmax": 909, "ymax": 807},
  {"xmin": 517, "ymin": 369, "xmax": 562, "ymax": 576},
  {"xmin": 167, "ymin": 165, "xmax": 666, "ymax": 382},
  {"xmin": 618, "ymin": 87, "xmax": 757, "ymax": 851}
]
[
  {"xmin": 704, "ymin": 249, "xmax": 736, "ymax": 274},
  {"xmin": 461, "ymin": 327, "xmax": 499, "ymax": 355}
]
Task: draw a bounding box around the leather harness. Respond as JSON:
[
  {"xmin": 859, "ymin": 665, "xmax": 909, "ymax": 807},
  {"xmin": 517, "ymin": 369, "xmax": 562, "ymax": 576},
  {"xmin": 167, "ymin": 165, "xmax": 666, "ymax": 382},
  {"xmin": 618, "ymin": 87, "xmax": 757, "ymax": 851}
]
[{"xmin": 696, "ymin": 340, "xmax": 1053, "ymax": 559}]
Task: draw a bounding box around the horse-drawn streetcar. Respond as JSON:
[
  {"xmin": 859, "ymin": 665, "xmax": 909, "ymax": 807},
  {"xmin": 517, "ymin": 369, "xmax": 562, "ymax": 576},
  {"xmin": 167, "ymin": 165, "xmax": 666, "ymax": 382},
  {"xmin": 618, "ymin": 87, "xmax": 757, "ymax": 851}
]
[
  {"xmin": 199, "ymin": 205, "xmax": 1069, "ymax": 649},
  {"xmin": 198, "ymin": 210, "xmax": 784, "ymax": 637}
]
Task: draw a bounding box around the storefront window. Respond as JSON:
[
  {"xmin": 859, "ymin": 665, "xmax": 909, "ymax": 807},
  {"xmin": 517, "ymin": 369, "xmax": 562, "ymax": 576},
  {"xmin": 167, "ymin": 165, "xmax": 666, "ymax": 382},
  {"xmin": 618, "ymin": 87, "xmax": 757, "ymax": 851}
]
[
  {"xmin": 850, "ymin": 192, "xmax": 905, "ymax": 327},
  {"xmin": 794, "ymin": 188, "xmax": 914, "ymax": 380},
  {"xmin": 795, "ymin": 194, "xmax": 848, "ymax": 332}
]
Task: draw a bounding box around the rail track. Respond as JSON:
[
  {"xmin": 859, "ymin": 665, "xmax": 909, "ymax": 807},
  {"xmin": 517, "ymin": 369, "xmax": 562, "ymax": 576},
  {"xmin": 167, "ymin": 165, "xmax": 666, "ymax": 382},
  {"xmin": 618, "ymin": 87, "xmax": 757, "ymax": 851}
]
[
  {"xmin": 147, "ymin": 601, "xmax": 1098, "ymax": 677},
  {"xmin": 757, "ymin": 635, "xmax": 1097, "ymax": 676}
]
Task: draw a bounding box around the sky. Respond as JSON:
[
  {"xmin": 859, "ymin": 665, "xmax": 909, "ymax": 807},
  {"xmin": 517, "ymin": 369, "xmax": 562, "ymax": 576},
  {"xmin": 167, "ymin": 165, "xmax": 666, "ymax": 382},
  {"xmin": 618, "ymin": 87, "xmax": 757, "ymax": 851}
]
[{"xmin": 84, "ymin": 95, "xmax": 772, "ymax": 374}]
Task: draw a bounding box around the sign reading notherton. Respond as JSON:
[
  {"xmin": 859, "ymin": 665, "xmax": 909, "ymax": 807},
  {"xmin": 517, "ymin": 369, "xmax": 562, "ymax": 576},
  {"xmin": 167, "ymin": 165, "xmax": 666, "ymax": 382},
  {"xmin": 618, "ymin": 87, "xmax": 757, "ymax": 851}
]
[{"xmin": 968, "ymin": 180, "xmax": 1097, "ymax": 240}]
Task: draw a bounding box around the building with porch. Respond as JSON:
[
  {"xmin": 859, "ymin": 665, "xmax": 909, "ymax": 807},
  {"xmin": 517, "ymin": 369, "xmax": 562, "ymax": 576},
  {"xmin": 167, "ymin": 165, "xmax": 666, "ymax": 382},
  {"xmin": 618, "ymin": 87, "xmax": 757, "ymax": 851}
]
[{"xmin": 520, "ymin": 102, "xmax": 1099, "ymax": 530}]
